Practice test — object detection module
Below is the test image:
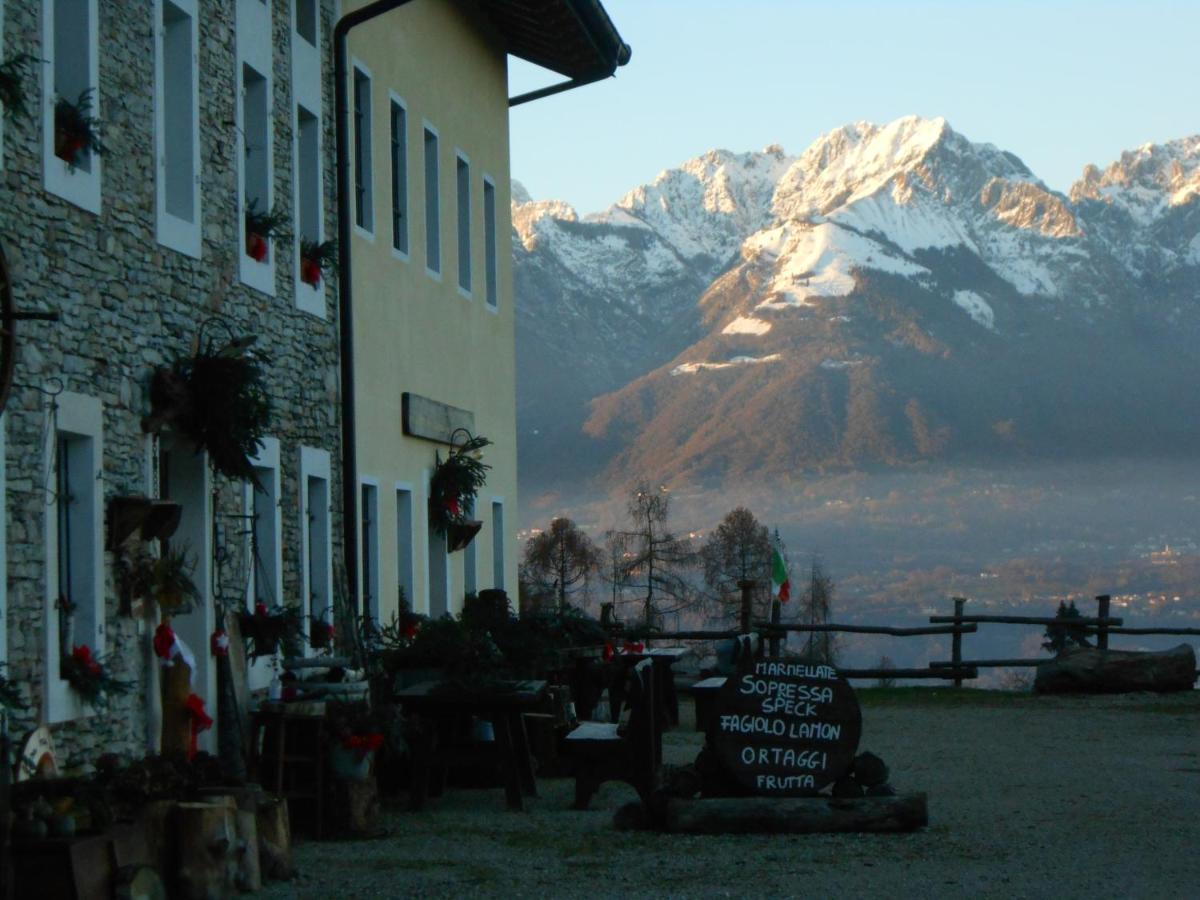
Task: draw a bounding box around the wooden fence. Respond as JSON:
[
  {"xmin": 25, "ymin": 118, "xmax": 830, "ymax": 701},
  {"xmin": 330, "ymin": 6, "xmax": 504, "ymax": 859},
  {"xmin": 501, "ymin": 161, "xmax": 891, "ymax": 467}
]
[{"xmin": 615, "ymin": 593, "xmax": 1200, "ymax": 684}]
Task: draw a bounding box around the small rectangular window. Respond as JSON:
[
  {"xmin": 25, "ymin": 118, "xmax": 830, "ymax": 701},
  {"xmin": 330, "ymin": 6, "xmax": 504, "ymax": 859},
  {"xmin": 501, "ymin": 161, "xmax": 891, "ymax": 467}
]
[
  {"xmin": 161, "ymin": 2, "xmax": 195, "ymax": 224},
  {"xmin": 56, "ymin": 433, "xmax": 98, "ymax": 660},
  {"xmin": 396, "ymin": 488, "xmax": 414, "ymax": 612},
  {"xmin": 492, "ymin": 500, "xmax": 505, "ymax": 590},
  {"xmin": 353, "ymin": 66, "xmax": 373, "ymax": 232},
  {"xmin": 484, "ymin": 178, "xmax": 498, "ymax": 308},
  {"xmin": 456, "ymin": 154, "xmax": 471, "ymax": 294},
  {"xmin": 251, "ymin": 465, "xmax": 279, "ymax": 608},
  {"xmin": 463, "ymin": 498, "xmax": 477, "ymax": 595},
  {"xmin": 43, "ymin": 0, "xmax": 101, "ymax": 211},
  {"xmin": 242, "ymin": 63, "xmax": 271, "ymax": 258},
  {"xmin": 390, "ymin": 100, "xmax": 408, "ymax": 255},
  {"xmin": 296, "ymin": 105, "xmax": 320, "ymax": 245},
  {"xmin": 361, "ymin": 483, "xmax": 380, "ymax": 625},
  {"xmin": 424, "ymin": 125, "xmax": 440, "ymax": 274},
  {"xmin": 53, "ymin": 0, "xmax": 94, "ymax": 174},
  {"xmin": 306, "ymin": 474, "xmax": 330, "ymax": 626},
  {"xmin": 294, "ymin": 0, "xmax": 317, "ymax": 46}
]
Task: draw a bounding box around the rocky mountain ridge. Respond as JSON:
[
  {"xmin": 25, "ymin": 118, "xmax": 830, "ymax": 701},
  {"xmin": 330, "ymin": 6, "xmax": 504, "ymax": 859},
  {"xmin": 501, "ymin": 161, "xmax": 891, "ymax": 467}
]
[{"xmin": 514, "ymin": 117, "xmax": 1200, "ymax": 498}]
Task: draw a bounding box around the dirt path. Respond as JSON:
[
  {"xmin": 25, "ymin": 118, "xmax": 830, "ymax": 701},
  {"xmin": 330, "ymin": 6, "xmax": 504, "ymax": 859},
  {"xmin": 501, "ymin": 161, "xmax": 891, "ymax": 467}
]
[{"xmin": 264, "ymin": 691, "xmax": 1199, "ymax": 899}]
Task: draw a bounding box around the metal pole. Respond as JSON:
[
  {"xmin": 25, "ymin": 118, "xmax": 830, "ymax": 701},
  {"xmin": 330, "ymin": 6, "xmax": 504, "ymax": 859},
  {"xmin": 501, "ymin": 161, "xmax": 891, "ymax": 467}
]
[
  {"xmin": 951, "ymin": 597, "xmax": 966, "ymax": 688},
  {"xmin": 1096, "ymin": 594, "xmax": 1111, "ymax": 650}
]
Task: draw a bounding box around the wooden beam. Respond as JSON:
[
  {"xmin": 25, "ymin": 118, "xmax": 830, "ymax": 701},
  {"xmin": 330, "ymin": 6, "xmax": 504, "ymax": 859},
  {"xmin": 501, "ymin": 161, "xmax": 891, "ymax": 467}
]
[
  {"xmin": 841, "ymin": 667, "xmax": 978, "ymax": 680},
  {"xmin": 665, "ymin": 794, "xmax": 928, "ymax": 834},
  {"xmin": 929, "ymin": 614, "xmax": 1123, "ymax": 627},
  {"xmin": 756, "ymin": 622, "xmax": 978, "ymax": 637},
  {"xmin": 401, "ymin": 393, "xmax": 475, "ymax": 445},
  {"xmin": 930, "ymin": 658, "xmax": 1043, "ymax": 668}
]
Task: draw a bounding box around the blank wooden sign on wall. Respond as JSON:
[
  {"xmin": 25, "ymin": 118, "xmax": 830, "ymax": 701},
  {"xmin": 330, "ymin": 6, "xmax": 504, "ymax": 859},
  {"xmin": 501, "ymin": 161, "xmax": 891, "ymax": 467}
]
[{"xmin": 402, "ymin": 392, "xmax": 475, "ymax": 445}]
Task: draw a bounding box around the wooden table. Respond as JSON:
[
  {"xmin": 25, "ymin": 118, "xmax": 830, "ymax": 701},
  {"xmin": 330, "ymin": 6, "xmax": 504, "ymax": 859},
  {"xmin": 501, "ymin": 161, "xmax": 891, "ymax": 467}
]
[{"xmin": 395, "ymin": 679, "xmax": 547, "ymax": 811}]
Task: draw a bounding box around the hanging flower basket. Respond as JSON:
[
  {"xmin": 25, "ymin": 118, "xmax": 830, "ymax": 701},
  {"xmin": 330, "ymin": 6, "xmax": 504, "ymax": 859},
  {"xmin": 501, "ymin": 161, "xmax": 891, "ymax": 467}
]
[
  {"xmin": 428, "ymin": 432, "xmax": 491, "ymax": 549},
  {"xmin": 245, "ymin": 200, "xmax": 288, "ymax": 263},
  {"xmin": 123, "ymin": 544, "xmax": 200, "ymax": 615},
  {"xmin": 62, "ymin": 645, "xmax": 131, "ymax": 706},
  {"xmin": 146, "ymin": 332, "xmax": 272, "ymax": 484},
  {"xmin": 54, "ymin": 89, "xmax": 106, "ymax": 168},
  {"xmin": 299, "ymin": 238, "xmax": 337, "ymax": 288},
  {"xmin": 238, "ymin": 603, "xmax": 302, "ymax": 661},
  {"xmin": 0, "ymin": 54, "xmax": 35, "ymax": 120},
  {"xmin": 309, "ymin": 612, "xmax": 336, "ymax": 651}
]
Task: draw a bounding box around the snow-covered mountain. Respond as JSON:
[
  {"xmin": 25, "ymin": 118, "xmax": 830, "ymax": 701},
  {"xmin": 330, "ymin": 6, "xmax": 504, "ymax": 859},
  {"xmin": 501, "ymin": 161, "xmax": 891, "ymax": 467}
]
[{"xmin": 514, "ymin": 117, "xmax": 1200, "ymax": 495}]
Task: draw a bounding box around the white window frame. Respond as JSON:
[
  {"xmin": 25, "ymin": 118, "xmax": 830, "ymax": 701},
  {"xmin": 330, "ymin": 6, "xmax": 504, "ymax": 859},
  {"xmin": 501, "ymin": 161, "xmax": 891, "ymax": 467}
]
[
  {"xmin": 359, "ymin": 478, "xmax": 381, "ymax": 625},
  {"xmin": 292, "ymin": 1, "xmax": 324, "ymax": 316},
  {"xmin": 351, "ymin": 60, "xmax": 374, "ymax": 239},
  {"xmin": 491, "ymin": 498, "xmax": 506, "ymax": 590},
  {"xmin": 42, "ymin": 0, "xmax": 102, "ymax": 213},
  {"xmin": 154, "ymin": 0, "xmax": 202, "ymax": 258},
  {"xmin": 455, "ymin": 149, "xmax": 472, "ymax": 298},
  {"xmin": 299, "ymin": 446, "xmax": 332, "ymax": 654},
  {"xmin": 245, "ymin": 438, "xmax": 281, "ymax": 690},
  {"xmin": 423, "ymin": 121, "xmax": 441, "ymax": 280},
  {"xmin": 0, "ymin": 415, "xmax": 7, "ymax": 675},
  {"xmin": 237, "ymin": 0, "xmax": 275, "ymax": 295},
  {"xmin": 388, "ymin": 93, "xmax": 409, "ymax": 262},
  {"xmin": 43, "ymin": 392, "xmax": 104, "ymax": 724},
  {"xmin": 394, "ymin": 481, "xmax": 415, "ymax": 616},
  {"xmin": 483, "ymin": 174, "xmax": 499, "ymax": 312}
]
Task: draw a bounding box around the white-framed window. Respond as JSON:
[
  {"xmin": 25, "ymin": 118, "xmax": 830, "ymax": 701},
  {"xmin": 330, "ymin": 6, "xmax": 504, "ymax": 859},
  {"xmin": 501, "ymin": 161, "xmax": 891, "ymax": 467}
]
[
  {"xmin": 491, "ymin": 498, "xmax": 505, "ymax": 590},
  {"xmin": 294, "ymin": 0, "xmax": 317, "ymax": 46},
  {"xmin": 292, "ymin": 0, "xmax": 323, "ymax": 316},
  {"xmin": 425, "ymin": 468, "xmax": 448, "ymax": 616},
  {"xmin": 389, "ymin": 95, "xmax": 408, "ymax": 259},
  {"xmin": 0, "ymin": 3, "xmax": 8, "ymax": 168},
  {"xmin": 245, "ymin": 438, "xmax": 281, "ymax": 690},
  {"xmin": 483, "ymin": 175, "xmax": 498, "ymax": 310},
  {"xmin": 154, "ymin": 0, "xmax": 201, "ymax": 257},
  {"xmin": 395, "ymin": 483, "xmax": 415, "ymax": 614},
  {"xmin": 360, "ymin": 480, "xmax": 380, "ymax": 625},
  {"xmin": 159, "ymin": 433, "xmax": 215, "ymax": 746},
  {"xmin": 42, "ymin": 0, "xmax": 101, "ymax": 213},
  {"xmin": 237, "ymin": 0, "xmax": 275, "ymax": 295},
  {"xmin": 423, "ymin": 123, "xmax": 440, "ymax": 277},
  {"xmin": 352, "ymin": 62, "xmax": 374, "ymax": 236},
  {"xmin": 43, "ymin": 392, "xmax": 104, "ymax": 723},
  {"xmin": 463, "ymin": 498, "xmax": 477, "ymax": 596},
  {"xmin": 455, "ymin": 151, "xmax": 471, "ymax": 296},
  {"xmin": 294, "ymin": 103, "xmax": 324, "ymax": 314},
  {"xmin": 299, "ymin": 447, "xmax": 332, "ymax": 651},
  {"xmin": 0, "ymin": 416, "xmax": 7, "ymax": 676}
]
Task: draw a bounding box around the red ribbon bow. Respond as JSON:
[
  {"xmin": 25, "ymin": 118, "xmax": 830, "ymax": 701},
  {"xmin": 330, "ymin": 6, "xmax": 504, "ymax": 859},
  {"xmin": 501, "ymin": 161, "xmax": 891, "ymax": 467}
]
[
  {"xmin": 72, "ymin": 644, "xmax": 102, "ymax": 675},
  {"xmin": 622, "ymin": 641, "xmax": 645, "ymax": 655},
  {"xmin": 210, "ymin": 629, "xmax": 230, "ymax": 657},
  {"xmin": 255, "ymin": 602, "xmax": 268, "ymax": 617},
  {"xmin": 185, "ymin": 693, "xmax": 213, "ymax": 760},
  {"xmin": 153, "ymin": 624, "xmax": 176, "ymax": 660}
]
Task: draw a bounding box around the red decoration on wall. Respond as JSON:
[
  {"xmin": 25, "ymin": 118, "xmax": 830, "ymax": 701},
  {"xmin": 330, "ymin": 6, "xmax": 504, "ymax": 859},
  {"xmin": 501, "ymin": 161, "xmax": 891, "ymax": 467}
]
[{"xmin": 210, "ymin": 629, "xmax": 230, "ymax": 657}]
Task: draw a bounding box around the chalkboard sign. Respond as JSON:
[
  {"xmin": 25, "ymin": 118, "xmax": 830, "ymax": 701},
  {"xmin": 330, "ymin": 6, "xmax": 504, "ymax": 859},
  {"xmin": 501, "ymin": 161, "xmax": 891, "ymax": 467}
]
[{"xmin": 710, "ymin": 660, "xmax": 861, "ymax": 796}]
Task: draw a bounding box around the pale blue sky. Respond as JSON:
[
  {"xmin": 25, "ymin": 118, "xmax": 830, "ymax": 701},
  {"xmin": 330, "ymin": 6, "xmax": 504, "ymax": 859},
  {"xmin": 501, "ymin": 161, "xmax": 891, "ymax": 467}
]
[{"xmin": 509, "ymin": 0, "xmax": 1199, "ymax": 214}]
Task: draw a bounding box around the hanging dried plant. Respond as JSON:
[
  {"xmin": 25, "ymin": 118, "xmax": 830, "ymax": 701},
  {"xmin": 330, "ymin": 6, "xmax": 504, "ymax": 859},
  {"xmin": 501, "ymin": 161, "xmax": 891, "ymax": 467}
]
[
  {"xmin": 54, "ymin": 89, "xmax": 107, "ymax": 168},
  {"xmin": 428, "ymin": 432, "xmax": 491, "ymax": 537},
  {"xmin": 0, "ymin": 54, "xmax": 35, "ymax": 120},
  {"xmin": 245, "ymin": 200, "xmax": 288, "ymax": 262},
  {"xmin": 147, "ymin": 334, "xmax": 272, "ymax": 485},
  {"xmin": 299, "ymin": 238, "xmax": 337, "ymax": 287}
]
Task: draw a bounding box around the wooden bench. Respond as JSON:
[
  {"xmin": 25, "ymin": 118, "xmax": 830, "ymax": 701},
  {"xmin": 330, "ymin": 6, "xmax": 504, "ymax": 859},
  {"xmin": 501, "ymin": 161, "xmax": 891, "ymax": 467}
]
[{"xmin": 563, "ymin": 658, "xmax": 660, "ymax": 810}]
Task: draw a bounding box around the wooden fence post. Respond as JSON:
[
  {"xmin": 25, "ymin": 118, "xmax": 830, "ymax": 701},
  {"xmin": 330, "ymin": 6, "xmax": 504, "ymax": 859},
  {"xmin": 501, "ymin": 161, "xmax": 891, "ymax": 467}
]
[
  {"xmin": 1096, "ymin": 594, "xmax": 1111, "ymax": 650},
  {"xmin": 769, "ymin": 598, "xmax": 782, "ymax": 658},
  {"xmin": 951, "ymin": 597, "xmax": 966, "ymax": 688}
]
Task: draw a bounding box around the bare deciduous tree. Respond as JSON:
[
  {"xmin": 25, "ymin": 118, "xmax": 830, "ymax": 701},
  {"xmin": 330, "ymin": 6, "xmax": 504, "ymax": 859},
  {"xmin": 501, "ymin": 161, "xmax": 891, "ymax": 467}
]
[
  {"xmin": 521, "ymin": 517, "xmax": 601, "ymax": 615},
  {"xmin": 797, "ymin": 558, "xmax": 837, "ymax": 664},
  {"xmin": 618, "ymin": 483, "xmax": 695, "ymax": 629}
]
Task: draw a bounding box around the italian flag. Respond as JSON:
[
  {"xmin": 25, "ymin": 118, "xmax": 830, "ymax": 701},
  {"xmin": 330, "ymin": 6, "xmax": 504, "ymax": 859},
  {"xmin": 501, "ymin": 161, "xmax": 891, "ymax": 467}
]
[{"xmin": 770, "ymin": 545, "xmax": 790, "ymax": 603}]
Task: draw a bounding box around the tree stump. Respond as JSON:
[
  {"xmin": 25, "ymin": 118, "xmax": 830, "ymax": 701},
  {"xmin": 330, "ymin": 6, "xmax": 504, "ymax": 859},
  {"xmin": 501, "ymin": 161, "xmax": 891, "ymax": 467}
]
[
  {"xmin": 665, "ymin": 793, "xmax": 928, "ymax": 834},
  {"xmin": 174, "ymin": 802, "xmax": 236, "ymax": 899},
  {"xmin": 255, "ymin": 795, "xmax": 294, "ymax": 882},
  {"xmin": 161, "ymin": 658, "xmax": 194, "ymax": 758},
  {"xmin": 1034, "ymin": 644, "xmax": 1197, "ymax": 694},
  {"xmin": 331, "ymin": 777, "xmax": 380, "ymax": 836}
]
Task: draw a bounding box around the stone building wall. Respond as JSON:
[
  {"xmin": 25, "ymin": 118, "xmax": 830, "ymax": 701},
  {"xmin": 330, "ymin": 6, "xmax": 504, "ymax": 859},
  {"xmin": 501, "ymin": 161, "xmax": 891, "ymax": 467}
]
[{"xmin": 0, "ymin": 0, "xmax": 344, "ymax": 766}]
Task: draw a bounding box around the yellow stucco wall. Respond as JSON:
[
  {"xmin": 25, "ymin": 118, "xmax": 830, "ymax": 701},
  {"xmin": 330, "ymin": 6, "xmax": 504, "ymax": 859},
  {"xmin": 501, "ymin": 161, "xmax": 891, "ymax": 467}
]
[{"xmin": 346, "ymin": 0, "xmax": 518, "ymax": 622}]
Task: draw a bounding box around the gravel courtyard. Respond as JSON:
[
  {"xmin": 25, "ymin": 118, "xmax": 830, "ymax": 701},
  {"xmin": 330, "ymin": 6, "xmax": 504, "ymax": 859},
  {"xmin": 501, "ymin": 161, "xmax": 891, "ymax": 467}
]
[{"xmin": 263, "ymin": 689, "xmax": 1199, "ymax": 899}]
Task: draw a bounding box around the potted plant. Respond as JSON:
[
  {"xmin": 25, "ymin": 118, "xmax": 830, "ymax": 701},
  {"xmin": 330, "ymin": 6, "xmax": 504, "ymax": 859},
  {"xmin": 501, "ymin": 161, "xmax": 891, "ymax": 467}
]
[
  {"xmin": 0, "ymin": 54, "xmax": 34, "ymax": 119},
  {"xmin": 309, "ymin": 610, "xmax": 335, "ymax": 651},
  {"xmin": 330, "ymin": 732, "xmax": 383, "ymax": 781},
  {"xmin": 54, "ymin": 89, "xmax": 106, "ymax": 168},
  {"xmin": 428, "ymin": 432, "xmax": 491, "ymax": 550},
  {"xmin": 126, "ymin": 545, "xmax": 201, "ymax": 615},
  {"xmin": 245, "ymin": 200, "xmax": 287, "ymax": 263},
  {"xmin": 237, "ymin": 602, "xmax": 302, "ymax": 661},
  {"xmin": 299, "ymin": 238, "xmax": 336, "ymax": 288},
  {"xmin": 62, "ymin": 645, "xmax": 131, "ymax": 706},
  {"xmin": 146, "ymin": 332, "xmax": 272, "ymax": 484}
]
